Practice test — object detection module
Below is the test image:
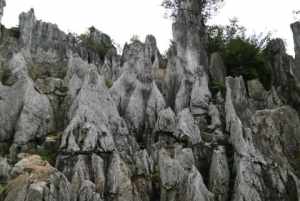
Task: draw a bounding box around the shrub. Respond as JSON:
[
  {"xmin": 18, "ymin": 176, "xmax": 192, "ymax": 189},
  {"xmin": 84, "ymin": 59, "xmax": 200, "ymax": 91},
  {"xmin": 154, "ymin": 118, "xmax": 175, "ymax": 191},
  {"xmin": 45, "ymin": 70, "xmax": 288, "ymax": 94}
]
[
  {"xmin": 210, "ymin": 80, "xmax": 226, "ymax": 95},
  {"xmin": 24, "ymin": 147, "xmax": 57, "ymax": 166},
  {"xmin": 79, "ymin": 26, "xmax": 113, "ymax": 60},
  {"xmin": 208, "ymin": 19, "xmax": 272, "ymax": 90},
  {"xmin": 105, "ymin": 79, "xmax": 113, "ymax": 88}
]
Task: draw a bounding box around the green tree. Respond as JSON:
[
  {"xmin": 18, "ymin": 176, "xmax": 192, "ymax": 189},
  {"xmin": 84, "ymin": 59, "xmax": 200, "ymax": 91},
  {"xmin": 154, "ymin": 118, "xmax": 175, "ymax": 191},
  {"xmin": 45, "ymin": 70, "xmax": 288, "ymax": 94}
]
[
  {"xmin": 208, "ymin": 19, "xmax": 272, "ymax": 89},
  {"xmin": 162, "ymin": 0, "xmax": 224, "ymax": 22},
  {"xmin": 79, "ymin": 26, "xmax": 113, "ymax": 60}
]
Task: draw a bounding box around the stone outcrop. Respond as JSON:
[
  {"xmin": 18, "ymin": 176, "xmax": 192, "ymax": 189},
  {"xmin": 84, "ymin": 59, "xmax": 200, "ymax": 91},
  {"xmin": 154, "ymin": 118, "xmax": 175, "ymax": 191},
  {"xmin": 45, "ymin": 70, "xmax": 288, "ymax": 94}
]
[
  {"xmin": 0, "ymin": 53, "xmax": 53, "ymax": 159},
  {"xmin": 209, "ymin": 52, "xmax": 226, "ymax": 86},
  {"xmin": 110, "ymin": 35, "xmax": 166, "ymax": 148},
  {"xmin": 265, "ymin": 38, "xmax": 300, "ymax": 111},
  {"xmin": 209, "ymin": 146, "xmax": 229, "ymax": 201},
  {"xmin": 164, "ymin": 0, "xmax": 211, "ymax": 115},
  {"xmin": 225, "ymin": 76, "xmax": 300, "ymax": 201},
  {"xmin": 291, "ymin": 21, "xmax": 300, "ymax": 75},
  {"xmin": 0, "ymin": 0, "xmax": 5, "ymax": 25},
  {"xmin": 1, "ymin": 1, "xmax": 300, "ymax": 201}
]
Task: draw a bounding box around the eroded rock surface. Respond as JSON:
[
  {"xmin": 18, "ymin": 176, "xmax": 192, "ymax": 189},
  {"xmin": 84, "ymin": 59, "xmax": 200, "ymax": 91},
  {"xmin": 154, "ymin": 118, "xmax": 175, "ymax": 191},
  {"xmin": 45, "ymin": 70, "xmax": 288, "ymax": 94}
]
[
  {"xmin": 1, "ymin": 1, "xmax": 300, "ymax": 201},
  {"xmin": 0, "ymin": 0, "xmax": 5, "ymax": 25}
]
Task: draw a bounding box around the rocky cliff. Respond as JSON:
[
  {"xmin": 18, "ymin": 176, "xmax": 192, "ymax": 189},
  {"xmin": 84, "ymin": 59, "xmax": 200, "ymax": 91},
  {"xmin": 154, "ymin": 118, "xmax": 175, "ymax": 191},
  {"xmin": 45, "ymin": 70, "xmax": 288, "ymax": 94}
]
[{"xmin": 1, "ymin": 0, "xmax": 300, "ymax": 201}]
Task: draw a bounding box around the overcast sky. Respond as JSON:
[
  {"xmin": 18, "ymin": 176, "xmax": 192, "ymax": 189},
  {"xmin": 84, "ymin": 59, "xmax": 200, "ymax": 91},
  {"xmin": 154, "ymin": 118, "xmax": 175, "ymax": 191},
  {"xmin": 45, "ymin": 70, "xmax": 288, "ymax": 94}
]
[{"xmin": 2, "ymin": 0, "xmax": 300, "ymax": 55}]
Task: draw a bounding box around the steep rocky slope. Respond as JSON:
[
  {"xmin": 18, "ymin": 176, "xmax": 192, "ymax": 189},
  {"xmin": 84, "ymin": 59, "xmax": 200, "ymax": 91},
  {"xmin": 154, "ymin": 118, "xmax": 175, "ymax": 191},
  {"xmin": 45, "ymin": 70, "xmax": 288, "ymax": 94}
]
[{"xmin": 1, "ymin": 0, "xmax": 300, "ymax": 201}]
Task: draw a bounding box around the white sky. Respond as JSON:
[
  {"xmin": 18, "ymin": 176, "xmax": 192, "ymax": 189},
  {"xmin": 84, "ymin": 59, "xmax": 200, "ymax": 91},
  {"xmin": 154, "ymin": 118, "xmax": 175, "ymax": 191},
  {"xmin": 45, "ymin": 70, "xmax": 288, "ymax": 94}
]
[
  {"xmin": 2, "ymin": 0, "xmax": 300, "ymax": 55},
  {"xmin": 211, "ymin": 0, "xmax": 300, "ymax": 55}
]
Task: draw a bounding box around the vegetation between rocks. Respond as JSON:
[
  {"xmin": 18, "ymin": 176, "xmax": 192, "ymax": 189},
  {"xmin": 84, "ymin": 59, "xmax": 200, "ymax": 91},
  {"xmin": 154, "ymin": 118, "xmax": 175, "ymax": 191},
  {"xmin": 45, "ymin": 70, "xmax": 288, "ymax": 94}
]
[
  {"xmin": 79, "ymin": 26, "xmax": 114, "ymax": 60},
  {"xmin": 208, "ymin": 18, "xmax": 272, "ymax": 89},
  {"xmin": 105, "ymin": 79, "xmax": 113, "ymax": 88}
]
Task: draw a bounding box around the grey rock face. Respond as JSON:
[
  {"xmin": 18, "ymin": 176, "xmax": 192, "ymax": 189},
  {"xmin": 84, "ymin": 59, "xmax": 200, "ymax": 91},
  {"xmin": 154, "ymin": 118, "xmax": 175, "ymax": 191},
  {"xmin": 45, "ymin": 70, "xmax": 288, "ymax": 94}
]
[
  {"xmin": 266, "ymin": 39, "xmax": 293, "ymax": 87},
  {"xmin": 209, "ymin": 52, "xmax": 226, "ymax": 86},
  {"xmin": 209, "ymin": 146, "xmax": 229, "ymax": 201},
  {"xmin": 55, "ymin": 56, "xmax": 138, "ymax": 201},
  {"xmin": 0, "ymin": 0, "xmax": 5, "ymax": 24},
  {"xmin": 253, "ymin": 106, "xmax": 300, "ymax": 174},
  {"xmin": 0, "ymin": 157, "xmax": 10, "ymax": 183},
  {"xmin": 19, "ymin": 9, "xmax": 68, "ymax": 79},
  {"xmin": 1, "ymin": 155, "xmax": 71, "ymax": 201},
  {"xmin": 19, "ymin": 9, "xmax": 36, "ymax": 50},
  {"xmin": 18, "ymin": 9, "xmax": 117, "ymax": 82},
  {"xmin": 101, "ymin": 48, "xmax": 121, "ymax": 81},
  {"xmin": 60, "ymin": 57, "xmax": 117, "ymax": 154},
  {"xmin": 247, "ymin": 79, "xmax": 282, "ymax": 109},
  {"xmin": 3, "ymin": 1, "xmax": 300, "ymax": 201},
  {"xmin": 154, "ymin": 107, "xmax": 176, "ymax": 136},
  {"xmin": 164, "ymin": 0, "xmax": 211, "ymax": 115},
  {"xmin": 175, "ymin": 108, "xmax": 201, "ymax": 145}
]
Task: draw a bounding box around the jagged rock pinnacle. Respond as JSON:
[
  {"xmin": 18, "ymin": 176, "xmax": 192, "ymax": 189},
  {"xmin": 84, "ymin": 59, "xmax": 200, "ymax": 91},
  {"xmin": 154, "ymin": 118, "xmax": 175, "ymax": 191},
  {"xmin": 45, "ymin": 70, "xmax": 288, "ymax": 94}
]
[{"xmin": 0, "ymin": 1, "xmax": 300, "ymax": 201}]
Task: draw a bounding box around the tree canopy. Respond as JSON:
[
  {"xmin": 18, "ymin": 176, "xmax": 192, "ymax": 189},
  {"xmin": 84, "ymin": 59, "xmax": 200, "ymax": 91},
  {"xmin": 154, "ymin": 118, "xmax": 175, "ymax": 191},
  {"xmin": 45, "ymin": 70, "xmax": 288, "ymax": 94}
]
[
  {"xmin": 208, "ymin": 18, "xmax": 273, "ymax": 89},
  {"xmin": 162, "ymin": 0, "xmax": 224, "ymax": 22}
]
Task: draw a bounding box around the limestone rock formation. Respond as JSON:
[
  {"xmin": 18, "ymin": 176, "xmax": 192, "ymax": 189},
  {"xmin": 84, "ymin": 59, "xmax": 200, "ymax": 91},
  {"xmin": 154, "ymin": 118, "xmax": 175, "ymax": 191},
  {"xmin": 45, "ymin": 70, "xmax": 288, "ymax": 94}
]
[
  {"xmin": 1, "ymin": 1, "xmax": 300, "ymax": 201},
  {"xmin": 226, "ymin": 76, "xmax": 300, "ymax": 201},
  {"xmin": 265, "ymin": 38, "xmax": 300, "ymax": 111},
  {"xmin": 209, "ymin": 146, "xmax": 229, "ymax": 201},
  {"xmin": 292, "ymin": 21, "xmax": 300, "ymax": 75},
  {"xmin": 0, "ymin": 155, "xmax": 71, "ymax": 201},
  {"xmin": 0, "ymin": 53, "xmax": 53, "ymax": 159},
  {"xmin": 0, "ymin": 0, "xmax": 5, "ymax": 25},
  {"xmin": 164, "ymin": 0, "xmax": 211, "ymax": 115},
  {"xmin": 209, "ymin": 52, "xmax": 226, "ymax": 86}
]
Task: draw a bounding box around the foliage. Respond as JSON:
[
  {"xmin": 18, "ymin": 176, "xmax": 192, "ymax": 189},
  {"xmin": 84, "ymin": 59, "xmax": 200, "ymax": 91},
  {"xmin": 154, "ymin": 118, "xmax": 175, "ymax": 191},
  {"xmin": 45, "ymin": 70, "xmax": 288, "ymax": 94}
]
[
  {"xmin": 105, "ymin": 79, "xmax": 113, "ymax": 88},
  {"xmin": 207, "ymin": 18, "xmax": 247, "ymax": 53},
  {"xmin": 26, "ymin": 132, "xmax": 61, "ymax": 166},
  {"xmin": 0, "ymin": 184, "xmax": 6, "ymax": 194},
  {"xmin": 8, "ymin": 26, "xmax": 20, "ymax": 39},
  {"xmin": 38, "ymin": 149, "xmax": 57, "ymax": 165},
  {"xmin": 292, "ymin": 151, "xmax": 300, "ymax": 176},
  {"xmin": 151, "ymin": 169, "xmax": 161, "ymax": 183},
  {"xmin": 162, "ymin": 0, "xmax": 224, "ymax": 22},
  {"xmin": 130, "ymin": 35, "xmax": 141, "ymax": 43},
  {"xmin": 26, "ymin": 148, "xmax": 57, "ymax": 166},
  {"xmin": 79, "ymin": 26, "xmax": 113, "ymax": 60},
  {"xmin": 210, "ymin": 81, "xmax": 226, "ymax": 95},
  {"xmin": 208, "ymin": 18, "xmax": 272, "ymax": 89}
]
